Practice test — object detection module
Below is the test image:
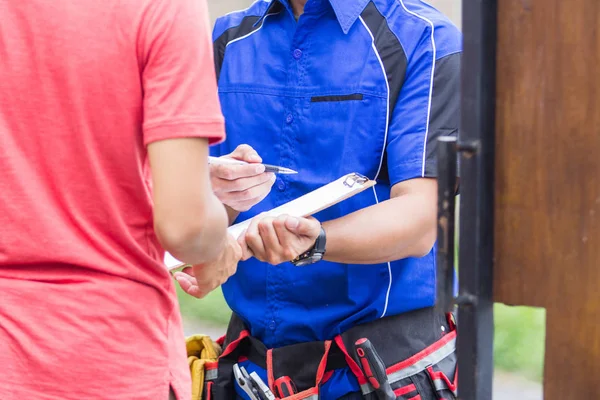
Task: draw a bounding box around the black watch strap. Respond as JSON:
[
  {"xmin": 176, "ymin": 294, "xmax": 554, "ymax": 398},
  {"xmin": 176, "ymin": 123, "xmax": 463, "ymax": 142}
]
[
  {"xmin": 291, "ymin": 226, "xmax": 326, "ymax": 266},
  {"xmin": 313, "ymin": 226, "xmax": 327, "ymax": 254}
]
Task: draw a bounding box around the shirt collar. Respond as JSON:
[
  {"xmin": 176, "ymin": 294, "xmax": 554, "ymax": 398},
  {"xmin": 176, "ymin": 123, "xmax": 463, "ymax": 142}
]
[
  {"xmin": 256, "ymin": 0, "xmax": 370, "ymax": 34},
  {"xmin": 327, "ymin": 0, "xmax": 371, "ymax": 34}
]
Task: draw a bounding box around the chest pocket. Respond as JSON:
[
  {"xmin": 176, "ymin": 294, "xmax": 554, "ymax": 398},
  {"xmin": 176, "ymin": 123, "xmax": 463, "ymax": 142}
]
[{"xmin": 303, "ymin": 91, "xmax": 388, "ymax": 181}]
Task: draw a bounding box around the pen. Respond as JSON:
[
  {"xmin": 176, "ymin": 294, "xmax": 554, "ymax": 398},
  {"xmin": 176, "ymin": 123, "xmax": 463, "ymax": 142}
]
[{"xmin": 208, "ymin": 156, "xmax": 297, "ymax": 175}]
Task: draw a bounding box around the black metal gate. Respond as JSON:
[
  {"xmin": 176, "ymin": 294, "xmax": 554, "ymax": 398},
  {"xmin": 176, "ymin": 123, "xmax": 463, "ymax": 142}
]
[{"xmin": 436, "ymin": 1, "xmax": 498, "ymax": 399}]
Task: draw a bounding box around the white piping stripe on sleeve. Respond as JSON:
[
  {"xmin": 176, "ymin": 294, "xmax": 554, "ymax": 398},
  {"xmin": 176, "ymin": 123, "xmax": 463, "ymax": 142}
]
[
  {"xmin": 358, "ymin": 16, "xmax": 393, "ymax": 319},
  {"xmin": 225, "ymin": 12, "xmax": 277, "ymax": 49},
  {"xmin": 398, "ymin": 0, "xmax": 437, "ymax": 177},
  {"xmin": 358, "ymin": 16, "xmax": 389, "ymax": 181}
]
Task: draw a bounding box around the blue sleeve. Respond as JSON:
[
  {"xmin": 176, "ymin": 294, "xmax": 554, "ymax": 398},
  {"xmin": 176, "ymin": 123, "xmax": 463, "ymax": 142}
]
[
  {"xmin": 212, "ymin": 15, "xmax": 230, "ymax": 42},
  {"xmin": 386, "ymin": 34, "xmax": 461, "ymax": 186}
]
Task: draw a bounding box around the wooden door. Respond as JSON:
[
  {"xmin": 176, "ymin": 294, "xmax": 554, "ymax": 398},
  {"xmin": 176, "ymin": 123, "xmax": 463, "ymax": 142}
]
[{"xmin": 494, "ymin": 1, "xmax": 600, "ymax": 398}]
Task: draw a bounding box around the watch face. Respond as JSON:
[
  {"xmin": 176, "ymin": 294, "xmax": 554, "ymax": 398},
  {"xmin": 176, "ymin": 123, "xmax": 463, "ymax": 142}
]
[
  {"xmin": 294, "ymin": 259, "xmax": 310, "ymax": 267},
  {"xmin": 294, "ymin": 254, "xmax": 323, "ymax": 267}
]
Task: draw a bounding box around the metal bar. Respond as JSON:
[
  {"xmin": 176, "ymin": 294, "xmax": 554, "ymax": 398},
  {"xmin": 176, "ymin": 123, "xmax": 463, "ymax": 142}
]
[
  {"xmin": 436, "ymin": 136, "xmax": 458, "ymax": 315},
  {"xmin": 457, "ymin": 1, "xmax": 498, "ymax": 400}
]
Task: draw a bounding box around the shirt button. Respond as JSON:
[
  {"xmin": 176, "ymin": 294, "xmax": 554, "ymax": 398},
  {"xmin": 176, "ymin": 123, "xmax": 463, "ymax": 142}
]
[
  {"xmin": 277, "ymin": 179, "xmax": 286, "ymax": 191},
  {"xmin": 293, "ymin": 49, "xmax": 302, "ymax": 59},
  {"xmin": 285, "ymin": 114, "xmax": 294, "ymax": 124},
  {"xmin": 268, "ymin": 320, "xmax": 276, "ymax": 330}
]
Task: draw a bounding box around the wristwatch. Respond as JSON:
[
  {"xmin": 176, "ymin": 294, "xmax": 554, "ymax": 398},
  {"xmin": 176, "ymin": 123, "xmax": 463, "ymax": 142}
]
[{"xmin": 291, "ymin": 226, "xmax": 327, "ymax": 266}]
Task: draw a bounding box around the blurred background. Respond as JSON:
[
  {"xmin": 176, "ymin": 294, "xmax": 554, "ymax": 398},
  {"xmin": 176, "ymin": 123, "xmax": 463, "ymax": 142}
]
[
  {"xmin": 208, "ymin": 0, "xmax": 461, "ymax": 26},
  {"xmin": 178, "ymin": 1, "xmax": 545, "ymax": 399}
]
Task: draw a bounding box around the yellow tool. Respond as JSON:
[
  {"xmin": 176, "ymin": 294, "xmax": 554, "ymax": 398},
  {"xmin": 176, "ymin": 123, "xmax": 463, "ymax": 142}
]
[{"xmin": 186, "ymin": 334, "xmax": 222, "ymax": 400}]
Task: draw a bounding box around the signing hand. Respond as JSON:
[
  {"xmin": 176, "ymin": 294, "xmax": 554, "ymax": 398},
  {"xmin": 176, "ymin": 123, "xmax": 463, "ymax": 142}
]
[
  {"xmin": 211, "ymin": 144, "xmax": 276, "ymax": 212},
  {"xmin": 174, "ymin": 234, "xmax": 242, "ymax": 299},
  {"xmin": 240, "ymin": 214, "xmax": 322, "ymax": 265}
]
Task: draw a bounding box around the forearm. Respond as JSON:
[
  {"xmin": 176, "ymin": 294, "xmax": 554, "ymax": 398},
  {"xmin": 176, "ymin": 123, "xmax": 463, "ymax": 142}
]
[
  {"xmin": 163, "ymin": 194, "xmax": 229, "ymax": 265},
  {"xmin": 193, "ymin": 195, "xmax": 229, "ymax": 261},
  {"xmin": 322, "ymin": 193, "xmax": 437, "ymax": 264},
  {"xmin": 149, "ymin": 137, "xmax": 230, "ymax": 265}
]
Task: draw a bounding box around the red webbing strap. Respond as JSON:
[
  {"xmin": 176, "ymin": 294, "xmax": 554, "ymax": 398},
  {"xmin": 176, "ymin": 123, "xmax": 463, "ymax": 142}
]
[
  {"xmin": 386, "ymin": 330, "xmax": 456, "ymax": 375},
  {"xmin": 220, "ymin": 330, "xmax": 250, "ymax": 359},
  {"xmin": 204, "ymin": 330, "xmax": 248, "ymax": 383},
  {"xmin": 205, "ymin": 361, "xmax": 218, "ymax": 372},
  {"xmin": 355, "ymin": 328, "xmax": 457, "ymax": 396},
  {"xmin": 266, "ymin": 349, "xmax": 275, "ymax": 393},
  {"xmin": 426, "ymin": 365, "xmax": 458, "ymax": 393},
  {"xmin": 279, "ymin": 341, "xmax": 331, "ymax": 400},
  {"xmin": 265, "ymin": 340, "xmax": 333, "ymax": 400},
  {"xmin": 314, "ymin": 340, "xmax": 332, "ymax": 387},
  {"xmin": 393, "ymin": 384, "xmax": 417, "ymax": 397},
  {"xmin": 334, "ymin": 335, "xmax": 367, "ymax": 385},
  {"xmin": 212, "ymin": 328, "xmax": 252, "ymax": 400},
  {"xmin": 205, "ymin": 382, "xmax": 213, "ymax": 400}
]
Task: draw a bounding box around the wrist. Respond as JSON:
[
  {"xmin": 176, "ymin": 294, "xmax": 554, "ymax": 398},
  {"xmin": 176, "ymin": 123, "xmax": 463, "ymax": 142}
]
[
  {"xmin": 291, "ymin": 225, "xmax": 326, "ymax": 266},
  {"xmin": 193, "ymin": 196, "xmax": 228, "ymax": 263}
]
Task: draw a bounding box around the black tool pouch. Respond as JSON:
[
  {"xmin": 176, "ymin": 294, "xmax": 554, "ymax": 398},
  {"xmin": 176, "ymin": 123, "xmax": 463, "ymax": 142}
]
[{"xmin": 203, "ymin": 308, "xmax": 457, "ymax": 400}]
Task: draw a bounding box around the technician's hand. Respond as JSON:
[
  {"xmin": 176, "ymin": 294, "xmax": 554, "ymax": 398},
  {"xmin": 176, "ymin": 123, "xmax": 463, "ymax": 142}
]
[
  {"xmin": 211, "ymin": 144, "xmax": 276, "ymax": 212},
  {"xmin": 174, "ymin": 234, "xmax": 242, "ymax": 299},
  {"xmin": 240, "ymin": 214, "xmax": 322, "ymax": 265}
]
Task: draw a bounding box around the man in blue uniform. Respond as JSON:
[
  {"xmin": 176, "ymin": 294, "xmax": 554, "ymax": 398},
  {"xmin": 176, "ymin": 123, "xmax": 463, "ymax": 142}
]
[{"xmin": 180, "ymin": 0, "xmax": 462, "ymax": 398}]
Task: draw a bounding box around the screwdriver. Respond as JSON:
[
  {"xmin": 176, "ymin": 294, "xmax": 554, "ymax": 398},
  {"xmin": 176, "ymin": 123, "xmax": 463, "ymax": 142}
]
[{"xmin": 355, "ymin": 338, "xmax": 395, "ymax": 400}]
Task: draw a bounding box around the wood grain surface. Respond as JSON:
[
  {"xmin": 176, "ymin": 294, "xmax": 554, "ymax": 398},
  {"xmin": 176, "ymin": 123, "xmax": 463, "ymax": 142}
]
[{"xmin": 494, "ymin": 0, "xmax": 600, "ymax": 398}]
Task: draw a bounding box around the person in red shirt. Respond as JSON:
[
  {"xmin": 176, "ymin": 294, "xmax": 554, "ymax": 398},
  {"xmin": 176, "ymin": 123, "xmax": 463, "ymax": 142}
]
[{"xmin": 0, "ymin": 0, "xmax": 263, "ymax": 398}]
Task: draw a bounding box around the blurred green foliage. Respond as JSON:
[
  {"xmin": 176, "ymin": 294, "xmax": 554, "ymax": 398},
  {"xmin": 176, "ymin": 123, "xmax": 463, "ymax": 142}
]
[
  {"xmin": 493, "ymin": 303, "xmax": 546, "ymax": 381},
  {"xmin": 176, "ymin": 284, "xmax": 232, "ymax": 326}
]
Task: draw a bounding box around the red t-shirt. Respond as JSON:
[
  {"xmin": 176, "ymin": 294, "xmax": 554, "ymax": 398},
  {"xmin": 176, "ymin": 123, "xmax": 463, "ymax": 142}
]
[{"xmin": 0, "ymin": 0, "xmax": 224, "ymax": 398}]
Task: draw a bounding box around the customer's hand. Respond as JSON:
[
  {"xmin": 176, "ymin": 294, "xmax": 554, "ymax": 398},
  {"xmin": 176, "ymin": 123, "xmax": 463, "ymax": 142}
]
[
  {"xmin": 174, "ymin": 234, "xmax": 242, "ymax": 299},
  {"xmin": 240, "ymin": 214, "xmax": 322, "ymax": 265},
  {"xmin": 211, "ymin": 144, "xmax": 275, "ymax": 212}
]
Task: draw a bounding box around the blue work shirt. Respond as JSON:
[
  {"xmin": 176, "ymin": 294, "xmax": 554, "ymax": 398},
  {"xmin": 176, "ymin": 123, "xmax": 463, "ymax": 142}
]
[{"xmin": 211, "ymin": 0, "xmax": 461, "ymax": 396}]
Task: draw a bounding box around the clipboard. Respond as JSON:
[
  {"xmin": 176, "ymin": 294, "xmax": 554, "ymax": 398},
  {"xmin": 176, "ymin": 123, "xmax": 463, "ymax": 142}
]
[{"xmin": 164, "ymin": 172, "xmax": 376, "ymax": 271}]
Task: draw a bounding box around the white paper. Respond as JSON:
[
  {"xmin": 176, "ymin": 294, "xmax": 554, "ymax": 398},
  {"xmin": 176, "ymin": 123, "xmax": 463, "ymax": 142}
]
[
  {"xmin": 163, "ymin": 173, "xmax": 372, "ymax": 270},
  {"xmin": 164, "ymin": 251, "xmax": 185, "ymax": 269}
]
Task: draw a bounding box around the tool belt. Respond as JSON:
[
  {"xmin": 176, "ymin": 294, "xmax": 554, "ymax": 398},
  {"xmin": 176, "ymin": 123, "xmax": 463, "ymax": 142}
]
[{"xmin": 203, "ymin": 307, "xmax": 457, "ymax": 400}]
